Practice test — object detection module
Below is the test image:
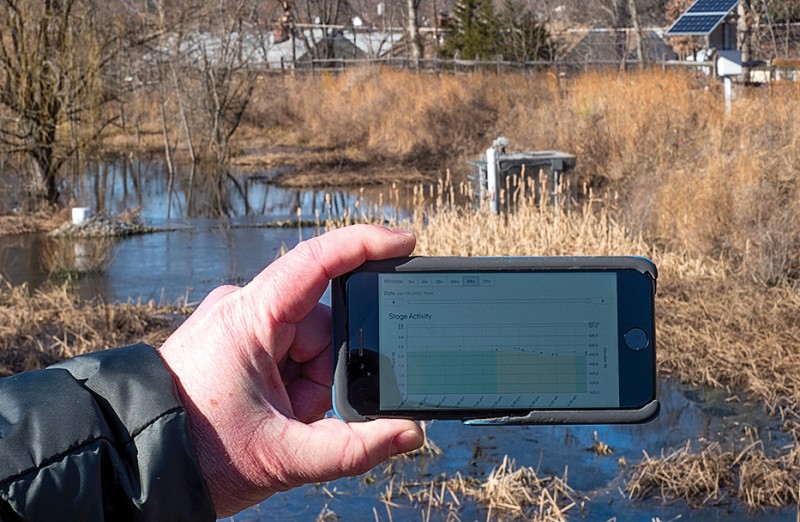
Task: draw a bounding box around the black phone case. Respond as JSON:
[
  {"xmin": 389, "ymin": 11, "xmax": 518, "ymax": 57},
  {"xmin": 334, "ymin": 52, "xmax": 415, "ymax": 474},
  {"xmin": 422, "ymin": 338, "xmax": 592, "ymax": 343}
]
[{"xmin": 332, "ymin": 256, "xmax": 659, "ymax": 425}]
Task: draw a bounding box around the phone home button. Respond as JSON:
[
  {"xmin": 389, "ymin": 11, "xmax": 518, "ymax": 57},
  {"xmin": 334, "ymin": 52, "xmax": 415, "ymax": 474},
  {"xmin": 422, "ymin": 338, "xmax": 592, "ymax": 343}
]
[{"xmin": 624, "ymin": 328, "xmax": 649, "ymax": 351}]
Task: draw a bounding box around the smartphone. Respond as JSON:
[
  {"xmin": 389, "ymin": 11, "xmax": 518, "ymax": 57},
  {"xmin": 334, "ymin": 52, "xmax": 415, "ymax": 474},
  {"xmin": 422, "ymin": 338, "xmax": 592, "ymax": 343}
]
[{"xmin": 332, "ymin": 257, "xmax": 658, "ymax": 425}]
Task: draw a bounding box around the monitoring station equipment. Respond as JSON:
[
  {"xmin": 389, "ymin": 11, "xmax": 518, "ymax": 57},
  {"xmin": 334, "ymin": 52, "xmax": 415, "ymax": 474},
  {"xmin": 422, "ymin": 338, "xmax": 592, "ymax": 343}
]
[
  {"xmin": 667, "ymin": 0, "xmax": 742, "ymax": 114},
  {"xmin": 468, "ymin": 137, "xmax": 576, "ymax": 215}
]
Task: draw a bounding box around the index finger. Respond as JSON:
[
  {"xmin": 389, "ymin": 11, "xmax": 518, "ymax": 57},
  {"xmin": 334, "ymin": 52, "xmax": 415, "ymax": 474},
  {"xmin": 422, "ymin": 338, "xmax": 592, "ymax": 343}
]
[{"xmin": 246, "ymin": 224, "xmax": 416, "ymax": 325}]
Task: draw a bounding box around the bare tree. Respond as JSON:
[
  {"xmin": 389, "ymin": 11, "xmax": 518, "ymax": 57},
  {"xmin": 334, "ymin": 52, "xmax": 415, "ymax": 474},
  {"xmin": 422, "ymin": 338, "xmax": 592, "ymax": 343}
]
[
  {"xmin": 754, "ymin": 0, "xmax": 800, "ymax": 58},
  {"xmin": 159, "ymin": 0, "xmax": 262, "ymax": 216},
  {"xmin": 628, "ymin": 0, "xmax": 644, "ymax": 66},
  {"xmin": 407, "ymin": 0, "xmax": 423, "ymax": 67},
  {"xmin": 737, "ymin": 0, "xmax": 754, "ymax": 81},
  {"xmin": 194, "ymin": 2, "xmax": 259, "ymax": 167},
  {"xmin": 0, "ymin": 0, "xmax": 142, "ymax": 206},
  {"xmin": 289, "ymin": 0, "xmax": 352, "ymax": 60}
]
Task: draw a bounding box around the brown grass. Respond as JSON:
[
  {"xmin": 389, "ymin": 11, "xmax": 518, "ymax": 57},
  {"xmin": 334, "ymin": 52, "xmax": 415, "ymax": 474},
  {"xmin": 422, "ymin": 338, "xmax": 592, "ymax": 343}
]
[
  {"xmin": 0, "ymin": 281, "xmax": 189, "ymax": 376},
  {"xmin": 626, "ymin": 442, "xmax": 736, "ymax": 506},
  {"xmin": 0, "ymin": 210, "xmax": 69, "ymax": 236},
  {"xmin": 107, "ymin": 68, "xmax": 800, "ymax": 283},
  {"xmin": 254, "ymin": 70, "xmax": 800, "ymax": 282},
  {"xmin": 627, "ymin": 439, "xmax": 800, "ymax": 509},
  {"xmin": 658, "ymin": 275, "xmax": 800, "ymax": 417},
  {"xmin": 383, "ymin": 456, "xmax": 577, "ymax": 522},
  {"xmin": 323, "ymin": 170, "xmax": 800, "ymax": 510}
]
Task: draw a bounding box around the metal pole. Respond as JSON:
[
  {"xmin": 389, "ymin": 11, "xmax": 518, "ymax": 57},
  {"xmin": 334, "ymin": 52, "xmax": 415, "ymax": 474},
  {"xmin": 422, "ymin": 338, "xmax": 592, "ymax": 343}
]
[
  {"xmin": 723, "ymin": 76, "xmax": 733, "ymax": 115},
  {"xmin": 553, "ymin": 170, "xmax": 559, "ymax": 218}
]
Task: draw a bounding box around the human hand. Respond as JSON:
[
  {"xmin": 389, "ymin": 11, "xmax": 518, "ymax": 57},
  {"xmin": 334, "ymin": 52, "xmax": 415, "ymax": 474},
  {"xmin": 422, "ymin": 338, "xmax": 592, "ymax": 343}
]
[{"xmin": 159, "ymin": 225, "xmax": 424, "ymax": 517}]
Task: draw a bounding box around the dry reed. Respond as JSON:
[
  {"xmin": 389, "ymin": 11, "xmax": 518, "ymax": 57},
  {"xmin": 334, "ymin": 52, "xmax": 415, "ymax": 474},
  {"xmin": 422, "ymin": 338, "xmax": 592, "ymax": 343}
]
[
  {"xmin": 627, "ymin": 439, "xmax": 800, "ymax": 509},
  {"xmin": 113, "ymin": 68, "xmax": 800, "ymax": 283},
  {"xmin": 0, "ymin": 280, "xmax": 189, "ymax": 375},
  {"xmin": 0, "ymin": 210, "xmax": 69, "ymax": 236},
  {"xmin": 626, "ymin": 442, "xmax": 736, "ymax": 506},
  {"xmin": 383, "ymin": 456, "xmax": 577, "ymax": 522},
  {"xmin": 325, "ymin": 172, "xmax": 800, "ymax": 511}
]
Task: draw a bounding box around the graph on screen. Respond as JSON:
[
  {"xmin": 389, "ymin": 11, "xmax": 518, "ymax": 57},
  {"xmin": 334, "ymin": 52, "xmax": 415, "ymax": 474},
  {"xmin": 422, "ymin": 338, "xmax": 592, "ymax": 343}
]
[
  {"xmin": 378, "ymin": 271, "xmax": 621, "ymax": 410},
  {"xmin": 405, "ymin": 324, "xmax": 589, "ymax": 396}
]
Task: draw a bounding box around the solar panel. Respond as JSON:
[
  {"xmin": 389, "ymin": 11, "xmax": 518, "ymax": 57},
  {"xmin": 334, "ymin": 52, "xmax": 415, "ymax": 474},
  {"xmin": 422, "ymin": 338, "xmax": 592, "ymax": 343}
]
[
  {"xmin": 667, "ymin": 0, "xmax": 738, "ymax": 36},
  {"xmin": 686, "ymin": 0, "xmax": 739, "ymax": 14},
  {"xmin": 669, "ymin": 14, "xmax": 727, "ymax": 34}
]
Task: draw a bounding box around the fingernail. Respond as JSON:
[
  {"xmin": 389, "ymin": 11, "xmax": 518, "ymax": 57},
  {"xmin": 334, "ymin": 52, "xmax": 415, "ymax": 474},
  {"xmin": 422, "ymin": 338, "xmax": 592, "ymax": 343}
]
[
  {"xmin": 390, "ymin": 429, "xmax": 424, "ymax": 456},
  {"xmin": 385, "ymin": 227, "xmax": 414, "ymax": 237}
]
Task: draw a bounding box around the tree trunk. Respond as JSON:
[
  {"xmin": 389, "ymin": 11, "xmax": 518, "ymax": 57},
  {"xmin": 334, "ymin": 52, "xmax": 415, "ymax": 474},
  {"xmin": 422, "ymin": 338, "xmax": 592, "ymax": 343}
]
[
  {"xmin": 628, "ymin": 0, "xmax": 644, "ymax": 68},
  {"xmin": 407, "ymin": 0, "xmax": 422, "ymax": 68},
  {"xmin": 32, "ymin": 123, "xmax": 59, "ymax": 206},
  {"xmin": 737, "ymin": 0, "xmax": 753, "ymax": 83}
]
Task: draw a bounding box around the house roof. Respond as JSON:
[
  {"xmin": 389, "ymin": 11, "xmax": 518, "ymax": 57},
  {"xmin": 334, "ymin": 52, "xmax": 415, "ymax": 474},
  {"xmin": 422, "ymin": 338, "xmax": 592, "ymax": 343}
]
[
  {"xmin": 297, "ymin": 32, "xmax": 368, "ymax": 61},
  {"xmin": 555, "ymin": 26, "xmax": 677, "ymax": 63}
]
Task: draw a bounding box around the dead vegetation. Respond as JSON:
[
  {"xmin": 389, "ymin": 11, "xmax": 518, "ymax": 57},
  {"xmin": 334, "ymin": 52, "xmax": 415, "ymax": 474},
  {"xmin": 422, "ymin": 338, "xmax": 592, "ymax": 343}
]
[
  {"xmin": 627, "ymin": 442, "xmax": 736, "ymax": 507},
  {"xmin": 658, "ymin": 276, "xmax": 800, "ymax": 418},
  {"xmin": 627, "ymin": 439, "xmax": 800, "ymax": 509},
  {"xmin": 322, "ymin": 170, "xmax": 800, "ymax": 512},
  {"xmin": 0, "ymin": 281, "xmax": 189, "ymax": 376},
  {"xmin": 0, "ymin": 210, "xmax": 69, "ymax": 236},
  {"xmin": 383, "ymin": 456, "xmax": 578, "ymax": 522},
  {"xmin": 4, "ymin": 70, "xmax": 800, "ymax": 516}
]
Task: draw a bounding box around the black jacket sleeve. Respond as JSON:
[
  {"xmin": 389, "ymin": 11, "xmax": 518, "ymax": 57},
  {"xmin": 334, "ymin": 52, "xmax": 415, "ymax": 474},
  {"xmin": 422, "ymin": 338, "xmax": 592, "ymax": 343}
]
[{"xmin": 0, "ymin": 343, "xmax": 216, "ymax": 521}]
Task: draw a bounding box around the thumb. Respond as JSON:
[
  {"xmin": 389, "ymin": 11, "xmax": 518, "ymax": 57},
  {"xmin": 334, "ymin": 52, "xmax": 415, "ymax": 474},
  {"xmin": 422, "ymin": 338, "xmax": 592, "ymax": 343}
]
[{"xmin": 285, "ymin": 418, "xmax": 424, "ymax": 483}]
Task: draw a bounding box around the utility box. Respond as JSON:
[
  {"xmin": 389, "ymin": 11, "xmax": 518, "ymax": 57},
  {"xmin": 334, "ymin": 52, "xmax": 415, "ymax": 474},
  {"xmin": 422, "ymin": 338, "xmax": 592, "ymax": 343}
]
[
  {"xmin": 468, "ymin": 149, "xmax": 577, "ymax": 214},
  {"xmin": 717, "ymin": 50, "xmax": 743, "ymax": 76}
]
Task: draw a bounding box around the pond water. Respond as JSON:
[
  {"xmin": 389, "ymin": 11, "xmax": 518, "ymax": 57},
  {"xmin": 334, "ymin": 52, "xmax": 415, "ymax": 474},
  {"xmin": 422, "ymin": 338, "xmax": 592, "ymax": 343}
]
[
  {"xmin": 1, "ymin": 159, "xmax": 796, "ymax": 520},
  {"xmin": 232, "ymin": 377, "xmax": 794, "ymax": 521},
  {"xmin": 0, "ymin": 157, "xmax": 411, "ymax": 303}
]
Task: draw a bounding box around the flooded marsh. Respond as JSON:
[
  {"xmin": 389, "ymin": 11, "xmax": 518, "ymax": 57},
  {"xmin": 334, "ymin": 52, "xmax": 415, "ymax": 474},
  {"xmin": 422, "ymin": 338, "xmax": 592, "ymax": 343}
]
[
  {"xmin": 3, "ymin": 70, "xmax": 800, "ymax": 520},
  {"xmin": 4, "ymin": 174, "xmax": 800, "ymax": 520}
]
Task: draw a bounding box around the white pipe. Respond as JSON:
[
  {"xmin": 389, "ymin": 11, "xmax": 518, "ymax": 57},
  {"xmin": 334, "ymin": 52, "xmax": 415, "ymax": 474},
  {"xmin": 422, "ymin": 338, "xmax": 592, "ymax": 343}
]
[{"xmin": 486, "ymin": 146, "xmax": 498, "ymax": 214}]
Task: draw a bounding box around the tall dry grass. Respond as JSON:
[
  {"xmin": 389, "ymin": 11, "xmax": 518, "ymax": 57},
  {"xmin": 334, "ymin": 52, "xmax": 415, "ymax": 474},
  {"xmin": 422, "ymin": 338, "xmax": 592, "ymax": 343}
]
[
  {"xmin": 248, "ymin": 69, "xmax": 507, "ymax": 164},
  {"xmin": 251, "ymin": 69, "xmax": 800, "ymax": 285}
]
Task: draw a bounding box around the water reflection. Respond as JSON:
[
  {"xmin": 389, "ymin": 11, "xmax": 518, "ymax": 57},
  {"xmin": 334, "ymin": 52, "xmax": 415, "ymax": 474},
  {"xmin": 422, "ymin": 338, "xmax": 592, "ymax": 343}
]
[
  {"xmin": 62, "ymin": 156, "xmax": 409, "ymax": 223},
  {"xmin": 0, "ymin": 224, "xmax": 313, "ymax": 303},
  {"xmin": 40, "ymin": 237, "xmax": 117, "ymax": 276},
  {"xmin": 1, "ymin": 156, "xmax": 419, "ymax": 302}
]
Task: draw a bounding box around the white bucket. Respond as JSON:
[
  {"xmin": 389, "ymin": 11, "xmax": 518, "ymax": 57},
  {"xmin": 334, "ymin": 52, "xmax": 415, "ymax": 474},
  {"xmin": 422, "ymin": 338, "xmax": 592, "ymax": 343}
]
[{"xmin": 71, "ymin": 207, "xmax": 92, "ymax": 225}]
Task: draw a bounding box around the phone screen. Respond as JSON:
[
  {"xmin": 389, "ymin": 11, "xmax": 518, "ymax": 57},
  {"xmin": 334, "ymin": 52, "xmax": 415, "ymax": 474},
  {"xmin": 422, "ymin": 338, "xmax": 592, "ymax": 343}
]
[{"xmin": 376, "ymin": 272, "xmax": 620, "ymax": 411}]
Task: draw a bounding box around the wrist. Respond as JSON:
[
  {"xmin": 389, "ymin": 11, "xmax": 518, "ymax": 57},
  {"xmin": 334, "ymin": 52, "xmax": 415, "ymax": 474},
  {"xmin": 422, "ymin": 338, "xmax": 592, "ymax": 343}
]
[{"xmin": 158, "ymin": 347, "xmax": 249, "ymax": 516}]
